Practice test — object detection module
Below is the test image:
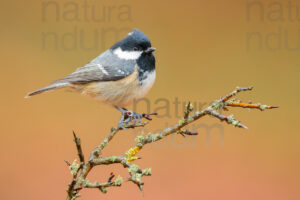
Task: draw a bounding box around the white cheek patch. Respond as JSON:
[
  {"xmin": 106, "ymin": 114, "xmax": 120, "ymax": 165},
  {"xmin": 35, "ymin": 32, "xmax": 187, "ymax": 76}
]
[
  {"xmin": 97, "ymin": 64, "xmax": 109, "ymax": 75},
  {"xmin": 113, "ymin": 47, "xmax": 142, "ymax": 60}
]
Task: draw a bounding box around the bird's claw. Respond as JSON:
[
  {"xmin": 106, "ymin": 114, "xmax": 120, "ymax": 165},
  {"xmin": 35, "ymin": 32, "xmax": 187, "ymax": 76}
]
[
  {"xmin": 115, "ymin": 107, "xmax": 157, "ymax": 129},
  {"xmin": 118, "ymin": 110, "xmax": 143, "ymax": 129}
]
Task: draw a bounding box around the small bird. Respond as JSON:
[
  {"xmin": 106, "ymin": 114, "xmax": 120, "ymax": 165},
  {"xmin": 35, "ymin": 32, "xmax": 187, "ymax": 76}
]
[{"xmin": 26, "ymin": 29, "xmax": 156, "ymax": 127}]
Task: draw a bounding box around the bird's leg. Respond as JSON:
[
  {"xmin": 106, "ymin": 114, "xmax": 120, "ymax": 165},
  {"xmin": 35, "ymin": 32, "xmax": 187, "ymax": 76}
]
[
  {"xmin": 115, "ymin": 106, "xmax": 142, "ymax": 128},
  {"xmin": 114, "ymin": 106, "xmax": 157, "ymax": 129}
]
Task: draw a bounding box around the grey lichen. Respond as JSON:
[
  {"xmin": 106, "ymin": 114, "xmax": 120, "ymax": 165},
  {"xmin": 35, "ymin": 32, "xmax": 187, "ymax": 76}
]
[
  {"xmin": 99, "ymin": 186, "xmax": 107, "ymax": 193},
  {"xmin": 142, "ymin": 168, "xmax": 152, "ymax": 176},
  {"xmin": 128, "ymin": 164, "xmax": 140, "ymax": 174},
  {"xmin": 70, "ymin": 194, "xmax": 80, "ymax": 200},
  {"xmin": 135, "ymin": 134, "xmax": 145, "ymax": 143},
  {"xmin": 109, "ymin": 156, "xmax": 117, "ymax": 163},
  {"xmin": 102, "ymin": 138, "xmax": 108, "ymax": 148},
  {"xmin": 227, "ymin": 115, "xmax": 239, "ymax": 127},
  {"xmin": 69, "ymin": 159, "xmax": 80, "ymax": 176},
  {"xmin": 178, "ymin": 118, "xmax": 187, "ymax": 126},
  {"xmin": 211, "ymin": 100, "xmax": 225, "ymax": 110},
  {"xmin": 113, "ymin": 175, "xmax": 123, "ymax": 186},
  {"xmin": 260, "ymin": 104, "xmax": 267, "ymax": 111}
]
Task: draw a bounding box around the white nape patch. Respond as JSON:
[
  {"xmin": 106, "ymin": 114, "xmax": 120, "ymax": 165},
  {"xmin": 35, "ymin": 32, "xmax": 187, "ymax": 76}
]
[
  {"xmin": 113, "ymin": 47, "xmax": 142, "ymax": 60},
  {"xmin": 97, "ymin": 64, "xmax": 109, "ymax": 75},
  {"xmin": 128, "ymin": 31, "xmax": 133, "ymax": 36}
]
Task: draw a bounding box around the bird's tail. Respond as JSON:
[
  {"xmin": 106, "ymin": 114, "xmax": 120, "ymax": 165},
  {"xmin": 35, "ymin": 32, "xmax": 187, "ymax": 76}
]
[{"xmin": 25, "ymin": 82, "xmax": 70, "ymax": 98}]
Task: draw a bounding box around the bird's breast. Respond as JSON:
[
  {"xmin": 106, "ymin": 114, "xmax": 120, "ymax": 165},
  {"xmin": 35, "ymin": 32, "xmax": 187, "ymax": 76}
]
[
  {"xmin": 78, "ymin": 67, "xmax": 155, "ymax": 107},
  {"xmin": 137, "ymin": 70, "xmax": 156, "ymax": 99}
]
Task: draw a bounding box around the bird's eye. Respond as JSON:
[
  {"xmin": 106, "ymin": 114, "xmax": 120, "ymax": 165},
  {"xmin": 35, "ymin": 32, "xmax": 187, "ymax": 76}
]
[{"xmin": 133, "ymin": 47, "xmax": 139, "ymax": 51}]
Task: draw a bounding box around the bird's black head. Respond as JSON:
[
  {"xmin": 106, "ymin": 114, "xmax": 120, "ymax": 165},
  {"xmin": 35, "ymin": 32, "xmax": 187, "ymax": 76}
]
[
  {"xmin": 110, "ymin": 29, "xmax": 156, "ymax": 56},
  {"xmin": 110, "ymin": 29, "xmax": 156, "ymax": 77}
]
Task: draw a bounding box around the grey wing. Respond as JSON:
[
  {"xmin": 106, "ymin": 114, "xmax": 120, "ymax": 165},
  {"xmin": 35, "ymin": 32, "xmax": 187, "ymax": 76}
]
[{"xmin": 52, "ymin": 50, "xmax": 136, "ymax": 84}]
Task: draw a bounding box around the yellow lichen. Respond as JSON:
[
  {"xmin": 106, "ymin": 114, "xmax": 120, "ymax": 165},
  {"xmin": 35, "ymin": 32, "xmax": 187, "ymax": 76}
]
[{"xmin": 125, "ymin": 146, "xmax": 141, "ymax": 162}]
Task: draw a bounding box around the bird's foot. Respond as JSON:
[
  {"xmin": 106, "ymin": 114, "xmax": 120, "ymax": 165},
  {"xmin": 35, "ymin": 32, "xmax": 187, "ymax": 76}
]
[{"xmin": 115, "ymin": 107, "xmax": 157, "ymax": 129}]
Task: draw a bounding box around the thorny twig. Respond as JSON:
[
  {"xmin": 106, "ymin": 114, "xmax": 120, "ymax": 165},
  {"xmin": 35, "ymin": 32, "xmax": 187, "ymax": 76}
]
[
  {"xmin": 65, "ymin": 86, "xmax": 278, "ymax": 199},
  {"xmin": 73, "ymin": 131, "xmax": 85, "ymax": 165}
]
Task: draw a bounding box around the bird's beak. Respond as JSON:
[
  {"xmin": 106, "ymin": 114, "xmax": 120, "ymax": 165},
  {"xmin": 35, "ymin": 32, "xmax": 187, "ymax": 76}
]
[{"xmin": 145, "ymin": 47, "xmax": 156, "ymax": 53}]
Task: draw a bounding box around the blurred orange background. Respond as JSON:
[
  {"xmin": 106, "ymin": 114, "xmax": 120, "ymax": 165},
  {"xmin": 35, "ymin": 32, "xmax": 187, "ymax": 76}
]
[{"xmin": 1, "ymin": 0, "xmax": 299, "ymax": 199}]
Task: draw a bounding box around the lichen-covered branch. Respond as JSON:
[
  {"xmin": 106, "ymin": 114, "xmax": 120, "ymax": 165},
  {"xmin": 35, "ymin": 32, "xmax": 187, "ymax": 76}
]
[
  {"xmin": 65, "ymin": 124, "xmax": 147, "ymax": 200},
  {"xmin": 82, "ymin": 172, "xmax": 123, "ymax": 194},
  {"xmin": 73, "ymin": 132, "xmax": 85, "ymax": 165},
  {"xmin": 65, "ymin": 86, "xmax": 277, "ymax": 200},
  {"xmin": 226, "ymin": 102, "xmax": 278, "ymax": 111}
]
